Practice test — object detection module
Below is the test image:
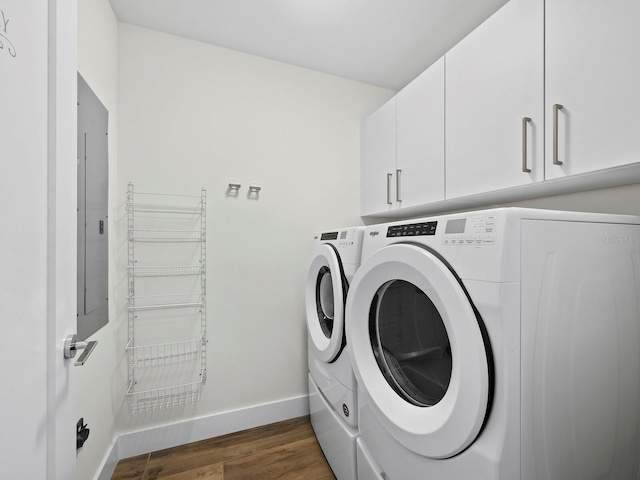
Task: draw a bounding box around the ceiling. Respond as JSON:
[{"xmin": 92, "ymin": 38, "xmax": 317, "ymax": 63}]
[{"xmin": 108, "ymin": 0, "xmax": 508, "ymax": 91}]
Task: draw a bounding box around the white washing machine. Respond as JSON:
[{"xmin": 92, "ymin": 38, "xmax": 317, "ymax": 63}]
[
  {"xmin": 346, "ymin": 208, "xmax": 640, "ymax": 480},
  {"xmin": 306, "ymin": 226, "xmax": 364, "ymax": 480}
]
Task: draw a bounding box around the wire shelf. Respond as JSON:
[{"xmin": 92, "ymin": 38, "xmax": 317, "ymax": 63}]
[
  {"xmin": 127, "ymin": 301, "xmax": 203, "ymax": 312},
  {"xmin": 126, "ymin": 183, "xmax": 207, "ymax": 415},
  {"xmin": 126, "ymin": 332, "xmax": 205, "ymax": 369},
  {"xmin": 133, "ymin": 191, "xmax": 202, "ymax": 198},
  {"xmin": 126, "ymin": 292, "xmax": 204, "ymax": 309},
  {"xmin": 127, "ymin": 202, "xmax": 202, "ymax": 215},
  {"xmin": 129, "ymin": 265, "xmax": 204, "ymax": 277},
  {"xmin": 131, "ymin": 230, "xmax": 204, "ymax": 242},
  {"xmin": 127, "ymin": 375, "xmax": 204, "ymax": 415}
]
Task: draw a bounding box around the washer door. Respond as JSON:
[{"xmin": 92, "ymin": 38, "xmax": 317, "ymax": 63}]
[
  {"xmin": 346, "ymin": 243, "xmax": 491, "ymax": 459},
  {"xmin": 306, "ymin": 244, "xmax": 348, "ymax": 363}
]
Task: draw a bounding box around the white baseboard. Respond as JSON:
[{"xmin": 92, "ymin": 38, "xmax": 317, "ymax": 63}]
[
  {"xmin": 96, "ymin": 440, "xmax": 120, "ymax": 480},
  {"xmin": 98, "ymin": 394, "xmax": 309, "ymax": 479}
]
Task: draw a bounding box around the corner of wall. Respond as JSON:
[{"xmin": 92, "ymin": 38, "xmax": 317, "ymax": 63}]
[{"xmin": 98, "ymin": 395, "xmax": 309, "ymax": 479}]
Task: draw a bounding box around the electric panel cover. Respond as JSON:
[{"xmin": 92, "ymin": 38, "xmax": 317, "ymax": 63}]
[{"xmin": 77, "ymin": 73, "xmax": 109, "ymax": 340}]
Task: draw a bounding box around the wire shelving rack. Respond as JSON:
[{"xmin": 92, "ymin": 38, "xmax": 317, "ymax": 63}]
[{"xmin": 126, "ymin": 182, "xmax": 207, "ymax": 414}]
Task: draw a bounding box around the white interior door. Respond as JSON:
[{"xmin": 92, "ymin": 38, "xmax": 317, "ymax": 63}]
[{"xmin": 0, "ymin": 1, "xmax": 77, "ymax": 478}]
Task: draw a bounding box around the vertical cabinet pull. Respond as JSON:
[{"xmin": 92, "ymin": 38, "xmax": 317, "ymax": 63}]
[
  {"xmin": 553, "ymin": 104, "xmax": 564, "ymax": 165},
  {"xmin": 522, "ymin": 117, "xmax": 532, "ymax": 173},
  {"xmin": 396, "ymin": 169, "xmax": 402, "ymax": 203},
  {"xmin": 386, "ymin": 173, "xmax": 393, "ymax": 205}
]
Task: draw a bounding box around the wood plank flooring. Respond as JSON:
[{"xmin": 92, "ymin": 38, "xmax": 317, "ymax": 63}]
[{"xmin": 111, "ymin": 416, "xmax": 337, "ymax": 480}]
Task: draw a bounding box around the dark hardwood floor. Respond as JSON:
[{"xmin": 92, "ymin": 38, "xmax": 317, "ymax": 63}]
[{"xmin": 111, "ymin": 416, "xmax": 337, "ymax": 480}]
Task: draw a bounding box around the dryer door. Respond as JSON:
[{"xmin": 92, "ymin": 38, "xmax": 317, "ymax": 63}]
[
  {"xmin": 306, "ymin": 244, "xmax": 348, "ymax": 363},
  {"xmin": 346, "ymin": 243, "xmax": 491, "ymax": 459}
]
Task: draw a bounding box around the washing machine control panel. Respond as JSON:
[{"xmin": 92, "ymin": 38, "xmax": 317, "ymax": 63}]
[
  {"xmin": 320, "ymin": 232, "xmax": 339, "ymax": 241},
  {"xmin": 386, "ymin": 221, "xmax": 437, "ymax": 237},
  {"xmin": 443, "ymin": 214, "xmax": 497, "ymax": 246},
  {"xmin": 318, "ymin": 229, "xmax": 363, "ymax": 254}
]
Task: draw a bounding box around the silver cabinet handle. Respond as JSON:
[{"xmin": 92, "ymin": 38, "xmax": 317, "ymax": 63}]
[
  {"xmin": 386, "ymin": 173, "xmax": 393, "ymax": 205},
  {"xmin": 522, "ymin": 117, "xmax": 532, "ymax": 173},
  {"xmin": 396, "ymin": 169, "xmax": 402, "ymax": 203},
  {"xmin": 553, "ymin": 104, "xmax": 563, "ymax": 165}
]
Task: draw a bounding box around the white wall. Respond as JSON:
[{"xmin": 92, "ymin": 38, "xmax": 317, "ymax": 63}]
[
  {"xmin": 115, "ymin": 23, "xmax": 394, "ymax": 434},
  {"xmin": 76, "ymin": 1, "xmax": 119, "ymax": 479}
]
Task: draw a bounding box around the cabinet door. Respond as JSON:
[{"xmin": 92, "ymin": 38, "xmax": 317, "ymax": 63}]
[
  {"xmin": 545, "ymin": 0, "xmax": 640, "ymax": 179},
  {"xmin": 362, "ymin": 98, "xmax": 397, "ymax": 216},
  {"xmin": 445, "ymin": 0, "xmax": 543, "ymax": 199},
  {"xmin": 396, "ymin": 57, "xmax": 445, "ymax": 207}
]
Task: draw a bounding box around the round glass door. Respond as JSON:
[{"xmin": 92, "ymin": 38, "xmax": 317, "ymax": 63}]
[
  {"xmin": 316, "ymin": 266, "xmax": 335, "ymax": 337},
  {"xmin": 346, "ymin": 243, "xmax": 491, "ymax": 459},
  {"xmin": 371, "ymin": 280, "xmax": 452, "ymax": 407},
  {"xmin": 306, "ymin": 244, "xmax": 347, "ymax": 362}
]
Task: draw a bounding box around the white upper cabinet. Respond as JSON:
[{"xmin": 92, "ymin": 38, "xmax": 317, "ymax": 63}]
[
  {"xmin": 362, "ymin": 97, "xmax": 397, "ymax": 216},
  {"xmin": 360, "ymin": 0, "xmax": 640, "ymax": 218},
  {"xmin": 396, "ymin": 57, "xmax": 445, "ymax": 208},
  {"xmin": 445, "ymin": 0, "xmax": 544, "ymax": 199},
  {"xmin": 362, "ymin": 58, "xmax": 445, "ymax": 216},
  {"xmin": 545, "ymin": 0, "xmax": 640, "ymax": 179}
]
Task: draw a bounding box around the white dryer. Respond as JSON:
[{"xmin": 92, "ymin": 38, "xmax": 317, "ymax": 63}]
[
  {"xmin": 346, "ymin": 208, "xmax": 640, "ymax": 480},
  {"xmin": 307, "ymin": 227, "xmax": 364, "ymax": 480}
]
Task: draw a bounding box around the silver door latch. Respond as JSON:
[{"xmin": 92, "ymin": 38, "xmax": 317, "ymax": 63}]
[{"xmin": 64, "ymin": 334, "xmax": 98, "ymax": 366}]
